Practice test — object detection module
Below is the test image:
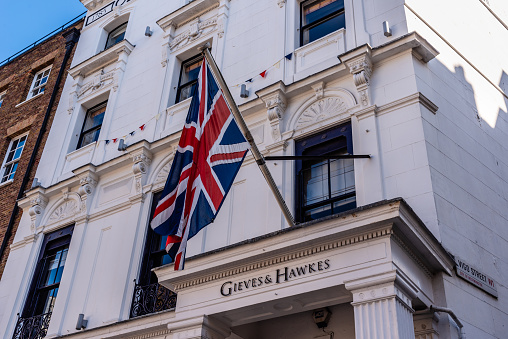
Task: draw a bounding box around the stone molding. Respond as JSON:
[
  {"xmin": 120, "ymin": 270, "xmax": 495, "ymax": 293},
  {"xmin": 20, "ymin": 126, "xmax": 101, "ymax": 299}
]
[
  {"xmin": 157, "ymin": 0, "xmax": 220, "ymax": 30},
  {"xmin": 260, "ymin": 87, "xmax": 287, "ymax": 142},
  {"xmin": 168, "ymin": 315, "xmax": 231, "ymax": 339},
  {"xmin": 68, "ymin": 39, "xmax": 134, "ymax": 78},
  {"xmin": 130, "ymin": 147, "xmax": 153, "ymax": 195},
  {"xmin": 343, "ymin": 50, "xmax": 372, "ymax": 108},
  {"xmin": 288, "ymin": 87, "xmax": 357, "ymax": 133},
  {"xmin": 168, "ymin": 227, "xmax": 393, "ymax": 291},
  {"xmin": 414, "ymin": 312, "xmax": 440, "ymax": 339},
  {"xmin": 169, "ymin": 16, "xmax": 218, "ymax": 51}
]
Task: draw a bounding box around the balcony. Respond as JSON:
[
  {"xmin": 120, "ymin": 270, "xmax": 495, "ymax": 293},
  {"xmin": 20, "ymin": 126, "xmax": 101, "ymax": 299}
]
[
  {"xmin": 12, "ymin": 312, "xmax": 51, "ymax": 339},
  {"xmin": 130, "ymin": 283, "xmax": 177, "ymax": 318}
]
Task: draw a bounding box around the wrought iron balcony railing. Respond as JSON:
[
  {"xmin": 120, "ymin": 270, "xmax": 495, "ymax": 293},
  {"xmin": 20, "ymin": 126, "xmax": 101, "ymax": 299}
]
[
  {"xmin": 130, "ymin": 283, "xmax": 177, "ymax": 318},
  {"xmin": 12, "ymin": 312, "xmax": 52, "ymax": 339}
]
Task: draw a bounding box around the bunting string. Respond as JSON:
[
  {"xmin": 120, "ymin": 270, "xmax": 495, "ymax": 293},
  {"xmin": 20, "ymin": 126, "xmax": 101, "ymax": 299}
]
[{"xmin": 98, "ymin": 52, "xmax": 295, "ymax": 149}]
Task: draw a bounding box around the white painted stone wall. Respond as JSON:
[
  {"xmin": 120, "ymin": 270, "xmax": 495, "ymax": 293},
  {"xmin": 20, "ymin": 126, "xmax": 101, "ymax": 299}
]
[{"xmin": 0, "ymin": 0, "xmax": 506, "ymax": 338}]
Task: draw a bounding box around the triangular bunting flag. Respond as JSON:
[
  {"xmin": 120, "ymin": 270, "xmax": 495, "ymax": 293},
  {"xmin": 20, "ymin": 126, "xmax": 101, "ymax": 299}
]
[
  {"xmin": 105, "ymin": 140, "xmax": 110, "ymax": 145},
  {"xmin": 113, "ymin": 138, "xmax": 118, "ymax": 143},
  {"xmin": 140, "ymin": 124, "xmax": 145, "ymax": 131},
  {"xmin": 285, "ymin": 53, "xmax": 293, "ymax": 60},
  {"xmin": 260, "ymin": 70, "xmax": 267, "ymax": 78}
]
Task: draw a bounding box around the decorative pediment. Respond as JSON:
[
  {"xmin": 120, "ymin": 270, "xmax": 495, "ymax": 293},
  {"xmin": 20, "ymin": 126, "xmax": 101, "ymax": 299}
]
[
  {"xmin": 155, "ymin": 162, "xmax": 171, "ymax": 186},
  {"xmin": 77, "ymin": 69, "xmax": 116, "ymax": 99},
  {"xmin": 69, "ymin": 39, "xmax": 134, "ymax": 78},
  {"xmin": 289, "ymin": 87, "xmax": 357, "ymax": 131},
  {"xmin": 48, "ymin": 199, "xmax": 80, "ymax": 224},
  {"xmin": 169, "ymin": 16, "xmax": 218, "ymax": 51}
]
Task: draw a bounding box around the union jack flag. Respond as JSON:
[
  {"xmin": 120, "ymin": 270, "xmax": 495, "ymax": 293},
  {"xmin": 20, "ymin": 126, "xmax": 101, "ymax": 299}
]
[{"xmin": 151, "ymin": 57, "xmax": 250, "ymax": 270}]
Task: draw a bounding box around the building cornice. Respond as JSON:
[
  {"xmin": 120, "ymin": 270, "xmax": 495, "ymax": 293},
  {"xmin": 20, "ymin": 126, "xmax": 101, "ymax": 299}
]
[
  {"xmin": 154, "ymin": 199, "xmax": 454, "ymax": 292},
  {"xmin": 156, "ymin": 0, "xmax": 221, "ymax": 31},
  {"xmin": 69, "ymin": 39, "xmax": 134, "ymax": 78}
]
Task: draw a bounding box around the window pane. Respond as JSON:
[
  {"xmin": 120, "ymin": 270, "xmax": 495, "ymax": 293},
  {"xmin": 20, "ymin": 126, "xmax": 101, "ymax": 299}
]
[
  {"xmin": 304, "ymin": 204, "xmax": 332, "ymax": 221},
  {"xmin": 181, "ymin": 58, "xmax": 202, "ymax": 85},
  {"xmin": 83, "ymin": 108, "xmax": 105, "ymax": 131},
  {"xmin": 303, "ymin": 0, "xmax": 344, "ymax": 26},
  {"xmin": 42, "ymin": 288, "xmax": 59, "ymax": 314},
  {"xmin": 1, "ymin": 163, "xmax": 13, "ymax": 182},
  {"xmin": 8, "ymin": 162, "xmax": 17, "ymax": 180},
  {"xmin": 302, "ymin": 160, "xmax": 329, "ymax": 206},
  {"xmin": 178, "ymin": 82, "xmax": 197, "ymax": 102},
  {"xmin": 302, "ymin": 12, "xmax": 345, "ymax": 44},
  {"xmin": 106, "ymin": 23, "xmax": 127, "ymax": 49},
  {"xmin": 330, "ymin": 158, "xmax": 354, "ymax": 197},
  {"xmin": 41, "ymin": 249, "xmax": 67, "ymax": 287},
  {"xmin": 80, "ymin": 128, "xmax": 101, "ymax": 147}
]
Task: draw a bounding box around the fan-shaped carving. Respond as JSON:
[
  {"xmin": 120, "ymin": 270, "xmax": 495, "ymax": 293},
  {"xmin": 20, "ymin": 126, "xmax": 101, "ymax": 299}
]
[
  {"xmin": 48, "ymin": 200, "xmax": 79, "ymax": 223},
  {"xmin": 155, "ymin": 163, "xmax": 171, "ymax": 186},
  {"xmin": 295, "ymin": 97, "xmax": 348, "ymax": 130}
]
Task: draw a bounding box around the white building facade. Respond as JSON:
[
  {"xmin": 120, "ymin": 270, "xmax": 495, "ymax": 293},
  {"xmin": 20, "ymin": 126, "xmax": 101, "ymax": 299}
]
[{"xmin": 0, "ymin": 0, "xmax": 507, "ymax": 338}]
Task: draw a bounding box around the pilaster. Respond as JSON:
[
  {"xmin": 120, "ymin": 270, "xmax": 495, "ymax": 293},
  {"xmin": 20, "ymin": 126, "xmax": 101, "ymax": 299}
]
[
  {"xmin": 168, "ymin": 315, "xmax": 232, "ymax": 339},
  {"xmin": 345, "ymin": 271, "xmax": 417, "ymax": 339},
  {"xmin": 414, "ymin": 312, "xmax": 439, "ymax": 339}
]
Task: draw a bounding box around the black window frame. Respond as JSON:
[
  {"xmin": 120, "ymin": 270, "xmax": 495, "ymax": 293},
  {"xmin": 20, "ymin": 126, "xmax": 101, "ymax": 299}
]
[
  {"xmin": 77, "ymin": 100, "xmax": 107, "ymax": 150},
  {"xmin": 138, "ymin": 192, "xmax": 173, "ymax": 286},
  {"xmin": 22, "ymin": 225, "xmax": 74, "ymax": 319},
  {"xmin": 300, "ymin": 0, "xmax": 346, "ymax": 46},
  {"xmin": 105, "ymin": 22, "xmax": 127, "ymax": 50},
  {"xmin": 175, "ymin": 54, "xmax": 203, "ymax": 104},
  {"xmin": 295, "ymin": 122, "xmax": 356, "ymax": 222}
]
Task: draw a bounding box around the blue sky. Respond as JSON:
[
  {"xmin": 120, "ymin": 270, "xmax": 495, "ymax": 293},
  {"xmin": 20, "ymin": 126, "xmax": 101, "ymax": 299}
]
[{"xmin": 0, "ymin": 0, "xmax": 86, "ymax": 62}]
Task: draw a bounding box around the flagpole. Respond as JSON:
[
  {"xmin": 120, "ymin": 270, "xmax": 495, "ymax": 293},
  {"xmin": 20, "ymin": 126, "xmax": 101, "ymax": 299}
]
[{"xmin": 202, "ymin": 47, "xmax": 296, "ymax": 227}]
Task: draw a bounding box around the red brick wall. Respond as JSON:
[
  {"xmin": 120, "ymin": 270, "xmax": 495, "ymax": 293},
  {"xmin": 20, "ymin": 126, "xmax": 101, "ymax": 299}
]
[{"xmin": 0, "ymin": 20, "xmax": 83, "ymax": 278}]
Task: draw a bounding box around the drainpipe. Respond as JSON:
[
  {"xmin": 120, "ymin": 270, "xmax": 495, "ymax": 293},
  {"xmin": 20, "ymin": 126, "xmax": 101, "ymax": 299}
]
[
  {"xmin": 0, "ymin": 27, "xmax": 81, "ymax": 272},
  {"xmin": 430, "ymin": 305, "xmax": 465, "ymax": 339}
]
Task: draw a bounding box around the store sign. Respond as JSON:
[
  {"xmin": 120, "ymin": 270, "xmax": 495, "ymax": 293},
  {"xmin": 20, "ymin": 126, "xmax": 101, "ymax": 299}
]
[
  {"xmin": 455, "ymin": 257, "xmax": 498, "ymax": 298},
  {"xmin": 220, "ymin": 259, "xmax": 330, "ymax": 297},
  {"xmin": 86, "ymin": 0, "xmax": 132, "ymax": 26}
]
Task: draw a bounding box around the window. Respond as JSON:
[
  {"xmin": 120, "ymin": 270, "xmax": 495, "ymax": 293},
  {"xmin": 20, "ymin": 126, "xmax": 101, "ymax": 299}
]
[
  {"xmin": 300, "ymin": 0, "xmax": 345, "ymax": 45},
  {"xmin": 28, "ymin": 66, "xmax": 52, "ymax": 99},
  {"xmin": 0, "ymin": 91, "xmax": 6, "ymax": 108},
  {"xmin": 105, "ymin": 22, "xmax": 127, "ymax": 49},
  {"xmin": 77, "ymin": 101, "xmax": 107, "ymax": 149},
  {"xmin": 16, "ymin": 225, "xmax": 74, "ymax": 337},
  {"xmin": 1, "ymin": 133, "xmax": 28, "ymax": 183},
  {"xmin": 138, "ymin": 192, "xmax": 173, "ymax": 286},
  {"xmin": 130, "ymin": 192, "xmax": 176, "ymax": 318},
  {"xmin": 176, "ymin": 55, "xmax": 203, "ymax": 103},
  {"xmin": 295, "ymin": 123, "xmax": 355, "ymax": 222}
]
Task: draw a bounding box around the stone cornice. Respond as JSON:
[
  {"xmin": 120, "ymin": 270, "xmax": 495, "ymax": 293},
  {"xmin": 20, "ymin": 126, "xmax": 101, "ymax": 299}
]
[
  {"xmin": 155, "ymin": 199, "xmax": 454, "ymax": 292},
  {"xmin": 157, "ymin": 0, "xmax": 220, "ymax": 31},
  {"xmin": 69, "ymin": 39, "xmax": 135, "ymax": 78}
]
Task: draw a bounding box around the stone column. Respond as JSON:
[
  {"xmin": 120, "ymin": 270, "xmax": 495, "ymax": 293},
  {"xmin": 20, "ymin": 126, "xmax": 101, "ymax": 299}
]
[
  {"xmin": 345, "ymin": 271, "xmax": 417, "ymax": 339},
  {"xmin": 168, "ymin": 315, "xmax": 233, "ymax": 339}
]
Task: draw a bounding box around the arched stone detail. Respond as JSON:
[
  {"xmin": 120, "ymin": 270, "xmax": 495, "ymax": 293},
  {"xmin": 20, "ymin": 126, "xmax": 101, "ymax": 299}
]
[
  {"xmin": 148, "ymin": 153, "xmax": 176, "ymax": 189},
  {"xmin": 288, "ymin": 87, "xmax": 357, "ymax": 132},
  {"xmin": 41, "ymin": 192, "xmax": 83, "ymax": 228}
]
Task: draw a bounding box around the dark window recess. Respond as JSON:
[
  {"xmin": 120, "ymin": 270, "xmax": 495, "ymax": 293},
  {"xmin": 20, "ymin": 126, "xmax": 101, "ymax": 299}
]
[
  {"xmin": 14, "ymin": 225, "xmax": 74, "ymax": 339},
  {"xmin": 176, "ymin": 55, "xmax": 203, "ymax": 104},
  {"xmin": 295, "ymin": 123, "xmax": 355, "ymax": 222},
  {"xmin": 105, "ymin": 22, "xmax": 127, "ymax": 49},
  {"xmin": 77, "ymin": 101, "xmax": 107, "ymax": 149},
  {"xmin": 301, "ymin": 0, "xmax": 345, "ymax": 45},
  {"xmin": 130, "ymin": 192, "xmax": 176, "ymax": 318}
]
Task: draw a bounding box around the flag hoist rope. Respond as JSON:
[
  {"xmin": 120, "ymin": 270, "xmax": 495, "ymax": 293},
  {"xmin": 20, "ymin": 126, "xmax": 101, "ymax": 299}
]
[{"xmin": 202, "ymin": 47, "xmax": 296, "ymax": 227}]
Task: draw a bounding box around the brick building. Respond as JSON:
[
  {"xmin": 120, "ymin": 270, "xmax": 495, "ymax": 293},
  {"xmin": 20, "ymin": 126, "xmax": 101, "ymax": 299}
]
[{"xmin": 0, "ymin": 18, "xmax": 83, "ymax": 278}]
